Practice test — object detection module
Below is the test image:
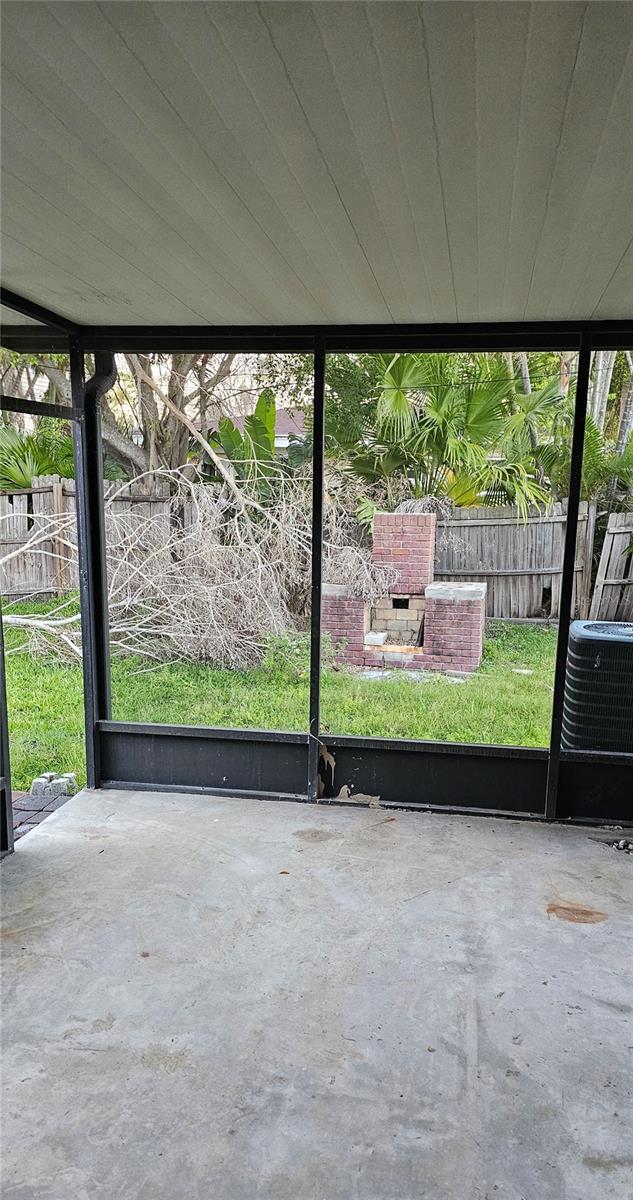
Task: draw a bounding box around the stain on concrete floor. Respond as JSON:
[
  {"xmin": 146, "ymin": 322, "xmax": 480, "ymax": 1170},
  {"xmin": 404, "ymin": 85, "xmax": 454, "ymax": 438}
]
[{"xmin": 546, "ymin": 897, "xmax": 608, "ymax": 923}]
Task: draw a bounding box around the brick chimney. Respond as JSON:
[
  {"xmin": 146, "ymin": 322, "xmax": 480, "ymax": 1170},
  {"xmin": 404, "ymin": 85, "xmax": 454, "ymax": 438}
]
[{"xmin": 372, "ymin": 512, "xmax": 436, "ymax": 595}]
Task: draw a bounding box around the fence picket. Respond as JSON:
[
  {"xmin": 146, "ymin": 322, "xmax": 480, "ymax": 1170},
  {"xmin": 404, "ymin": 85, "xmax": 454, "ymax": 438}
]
[{"xmin": 590, "ymin": 512, "xmax": 633, "ymax": 620}]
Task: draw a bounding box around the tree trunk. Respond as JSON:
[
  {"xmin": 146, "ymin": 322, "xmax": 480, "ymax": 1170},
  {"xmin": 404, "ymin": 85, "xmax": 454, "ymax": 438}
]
[
  {"xmin": 559, "ymin": 351, "xmax": 575, "ymax": 397},
  {"xmin": 518, "ymin": 352, "xmax": 531, "ymax": 395},
  {"xmin": 591, "ymin": 350, "xmax": 616, "ymax": 431},
  {"xmin": 40, "ymin": 358, "xmax": 150, "ymax": 476},
  {"xmin": 517, "ymin": 352, "xmax": 541, "ymax": 469},
  {"xmin": 129, "ymin": 352, "xmax": 237, "ymax": 472},
  {"xmin": 100, "ymin": 410, "xmax": 150, "ymax": 474},
  {"xmin": 615, "ymin": 353, "xmax": 633, "ymax": 456}
]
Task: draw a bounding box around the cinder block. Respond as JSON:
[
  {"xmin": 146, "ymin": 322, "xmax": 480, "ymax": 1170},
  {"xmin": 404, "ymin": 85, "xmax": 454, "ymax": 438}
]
[
  {"xmin": 29, "ymin": 770, "xmax": 78, "ymax": 799},
  {"xmin": 46, "ymin": 778, "xmax": 72, "ymax": 798}
]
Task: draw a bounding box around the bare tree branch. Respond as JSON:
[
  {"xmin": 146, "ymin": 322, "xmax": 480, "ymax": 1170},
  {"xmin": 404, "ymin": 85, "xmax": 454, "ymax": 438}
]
[
  {"xmin": 129, "ymin": 357, "xmax": 256, "ymax": 512},
  {"xmin": 1, "ymin": 468, "xmax": 393, "ymax": 670}
]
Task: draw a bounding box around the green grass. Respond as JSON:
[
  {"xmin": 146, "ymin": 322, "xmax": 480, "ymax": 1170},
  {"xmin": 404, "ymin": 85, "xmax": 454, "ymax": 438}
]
[
  {"xmin": 321, "ymin": 621, "xmax": 556, "ymax": 745},
  {"xmin": 3, "ymin": 598, "xmax": 557, "ymax": 791}
]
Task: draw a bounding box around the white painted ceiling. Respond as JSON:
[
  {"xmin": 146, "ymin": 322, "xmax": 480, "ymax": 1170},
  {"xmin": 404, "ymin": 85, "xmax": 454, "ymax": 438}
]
[
  {"xmin": 1, "ymin": 1, "xmax": 632, "ymax": 327},
  {"xmin": 0, "ymin": 305, "xmax": 43, "ymax": 327}
]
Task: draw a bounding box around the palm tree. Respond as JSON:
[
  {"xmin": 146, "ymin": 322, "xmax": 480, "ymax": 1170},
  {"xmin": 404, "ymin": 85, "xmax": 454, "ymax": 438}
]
[
  {"xmin": 0, "ymin": 425, "xmax": 58, "ymax": 490},
  {"xmin": 538, "ymin": 411, "xmax": 633, "ymax": 504},
  {"xmin": 346, "ymin": 353, "xmax": 551, "ymax": 515},
  {"xmin": 0, "ymin": 420, "xmax": 124, "ymax": 490}
]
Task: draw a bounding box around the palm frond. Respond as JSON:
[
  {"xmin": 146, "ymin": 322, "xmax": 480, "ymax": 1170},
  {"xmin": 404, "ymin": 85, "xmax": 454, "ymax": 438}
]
[{"xmin": 0, "ymin": 426, "xmax": 55, "ymax": 489}]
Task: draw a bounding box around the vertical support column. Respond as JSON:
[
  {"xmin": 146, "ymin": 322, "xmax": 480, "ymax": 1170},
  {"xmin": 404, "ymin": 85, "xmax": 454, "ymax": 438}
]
[
  {"xmin": 545, "ymin": 338, "xmax": 591, "ymax": 818},
  {"xmin": 71, "ymin": 340, "xmax": 112, "ymax": 788},
  {"xmin": 308, "ymin": 338, "xmax": 326, "ymax": 801},
  {"xmin": 0, "ymin": 599, "xmax": 14, "ymax": 856}
]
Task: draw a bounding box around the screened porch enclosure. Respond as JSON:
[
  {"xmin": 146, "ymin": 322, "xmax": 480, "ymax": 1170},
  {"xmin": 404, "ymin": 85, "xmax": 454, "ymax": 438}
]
[
  {"xmin": 2, "ymin": 5, "xmax": 633, "ymax": 1198},
  {"xmin": 1, "ymin": 0, "xmax": 632, "ymax": 838},
  {"xmin": 2, "ymin": 314, "xmax": 632, "ymax": 834}
]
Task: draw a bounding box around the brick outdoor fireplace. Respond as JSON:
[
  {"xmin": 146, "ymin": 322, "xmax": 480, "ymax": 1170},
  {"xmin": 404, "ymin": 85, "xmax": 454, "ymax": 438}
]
[{"xmin": 323, "ymin": 512, "xmax": 487, "ymax": 673}]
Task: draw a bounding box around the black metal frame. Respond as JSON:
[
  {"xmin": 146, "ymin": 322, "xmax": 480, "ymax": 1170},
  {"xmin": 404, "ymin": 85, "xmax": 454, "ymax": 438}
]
[
  {"xmin": 545, "ymin": 338, "xmax": 591, "ymax": 817},
  {"xmin": 69, "ymin": 342, "xmax": 113, "ymax": 786},
  {"xmin": 308, "ymin": 338, "xmax": 326, "ymax": 801},
  {"xmin": 0, "ymin": 607, "xmax": 13, "ymax": 857},
  {"xmin": 2, "ymin": 288, "xmax": 632, "ymax": 844},
  {"xmin": 0, "ymin": 394, "xmax": 77, "ymax": 421}
]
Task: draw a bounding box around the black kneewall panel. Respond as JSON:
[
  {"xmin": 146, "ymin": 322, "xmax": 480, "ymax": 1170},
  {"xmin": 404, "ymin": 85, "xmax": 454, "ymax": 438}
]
[
  {"xmin": 97, "ymin": 724, "xmax": 309, "ymax": 796},
  {"xmin": 558, "ymin": 755, "xmax": 633, "ymax": 822},
  {"xmin": 321, "ymin": 737, "xmax": 547, "ymax": 813}
]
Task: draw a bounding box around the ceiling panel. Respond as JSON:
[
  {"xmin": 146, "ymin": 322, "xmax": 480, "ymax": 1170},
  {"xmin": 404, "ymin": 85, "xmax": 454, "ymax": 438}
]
[
  {"xmin": 1, "ymin": 1, "xmax": 631, "ymax": 326},
  {"xmin": 0, "ymin": 303, "xmax": 44, "ymax": 327}
]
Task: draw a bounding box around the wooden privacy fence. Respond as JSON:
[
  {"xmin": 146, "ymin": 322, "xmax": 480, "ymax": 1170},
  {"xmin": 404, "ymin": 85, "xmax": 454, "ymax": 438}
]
[
  {"xmin": 1, "ymin": 478, "xmax": 629, "ymax": 621},
  {"xmin": 0, "ymin": 476, "xmax": 76, "ymax": 598},
  {"xmin": 0, "ymin": 476, "xmax": 171, "ymax": 599},
  {"xmin": 431, "ymin": 501, "xmax": 594, "ymax": 619},
  {"xmin": 589, "ymin": 511, "xmax": 633, "ymax": 620}
]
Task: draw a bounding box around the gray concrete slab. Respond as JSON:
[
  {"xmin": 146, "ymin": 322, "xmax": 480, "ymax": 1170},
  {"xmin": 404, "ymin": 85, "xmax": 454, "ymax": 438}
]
[{"xmin": 2, "ymin": 789, "xmax": 632, "ymax": 1200}]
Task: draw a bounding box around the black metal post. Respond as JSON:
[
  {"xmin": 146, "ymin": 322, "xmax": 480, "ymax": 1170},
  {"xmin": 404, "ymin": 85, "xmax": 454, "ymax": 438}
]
[
  {"xmin": 545, "ymin": 339, "xmax": 592, "ymax": 818},
  {"xmin": 308, "ymin": 338, "xmax": 326, "ymax": 801},
  {"xmin": 0, "ymin": 597, "xmax": 14, "ymax": 856},
  {"xmin": 71, "ymin": 340, "xmax": 112, "ymax": 787}
]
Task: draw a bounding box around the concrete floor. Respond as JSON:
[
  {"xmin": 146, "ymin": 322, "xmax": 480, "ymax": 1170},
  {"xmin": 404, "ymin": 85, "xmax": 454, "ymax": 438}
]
[{"xmin": 2, "ymin": 791, "xmax": 632, "ymax": 1200}]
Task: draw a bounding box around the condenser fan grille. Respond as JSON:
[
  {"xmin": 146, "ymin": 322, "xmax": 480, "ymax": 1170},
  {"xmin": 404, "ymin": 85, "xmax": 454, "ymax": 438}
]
[{"xmin": 562, "ymin": 621, "xmax": 633, "ymax": 753}]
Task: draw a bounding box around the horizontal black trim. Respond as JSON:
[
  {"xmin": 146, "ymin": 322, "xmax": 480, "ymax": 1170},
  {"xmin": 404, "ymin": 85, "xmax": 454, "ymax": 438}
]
[
  {"xmin": 1, "ymin": 297, "xmax": 632, "ymax": 354},
  {"xmin": 67, "ymin": 320, "xmax": 633, "ymax": 355},
  {"xmin": 321, "ymin": 736, "xmax": 548, "ymax": 812},
  {"xmin": 99, "ymin": 721, "xmax": 547, "ymax": 758},
  {"xmin": 322, "ymin": 732, "xmax": 548, "ymax": 759},
  {"xmin": 101, "ymin": 780, "xmax": 308, "ymax": 803},
  {"xmin": 97, "ymin": 719, "xmax": 308, "ymax": 744},
  {"xmin": 558, "ymin": 757, "xmax": 633, "ymax": 822},
  {"xmin": 346, "ymin": 800, "xmax": 545, "ymax": 820},
  {"xmin": 0, "ymin": 394, "xmax": 77, "ymax": 421},
  {"xmin": 1, "ymin": 326, "xmax": 70, "ymax": 353},
  {"xmin": 84, "ymin": 332, "xmax": 316, "ymax": 353},
  {"xmin": 92, "ymin": 720, "xmax": 632, "ymax": 824},
  {"xmin": 589, "ymin": 331, "xmax": 633, "ymax": 350},
  {"xmin": 560, "ymin": 747, "xmax": 633, "ymax": 766}
]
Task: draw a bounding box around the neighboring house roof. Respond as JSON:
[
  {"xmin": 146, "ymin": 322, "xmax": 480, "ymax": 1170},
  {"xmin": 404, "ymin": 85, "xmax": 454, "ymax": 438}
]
[
  {"xmin": 272, "ymin": 408, "xmax": 307, "ymax": 441},
  {"xmin": 197, "ymin": 408, "xmax": 307, "ymax": 443}
]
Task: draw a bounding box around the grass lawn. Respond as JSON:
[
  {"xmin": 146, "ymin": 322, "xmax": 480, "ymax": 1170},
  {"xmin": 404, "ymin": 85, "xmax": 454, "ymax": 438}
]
[{"xmin": 3, "ymin": 598, "xmax": 557, "ymax": 791}]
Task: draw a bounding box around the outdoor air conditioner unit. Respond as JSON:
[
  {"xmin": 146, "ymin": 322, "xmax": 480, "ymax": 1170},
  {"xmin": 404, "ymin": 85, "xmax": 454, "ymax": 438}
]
[{"xmin": 562, "ymin": 621, "xmax": 633, "ymax": 753}]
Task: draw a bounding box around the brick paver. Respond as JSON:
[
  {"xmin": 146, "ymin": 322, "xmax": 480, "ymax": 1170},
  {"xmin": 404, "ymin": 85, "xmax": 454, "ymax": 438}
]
[{"xmin": 11, "ymin": 791, "xmax": 71, "ymax": 841}]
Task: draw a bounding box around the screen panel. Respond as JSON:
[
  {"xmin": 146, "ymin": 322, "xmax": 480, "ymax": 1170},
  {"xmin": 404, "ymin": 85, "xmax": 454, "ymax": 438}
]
[
  {"xmin": 100, "ymin": 353, "xmax": 314, "ymax": 744},
  {"xmin": 318, "ymin": 350, "xmax": 576, "ymax": 791}
]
